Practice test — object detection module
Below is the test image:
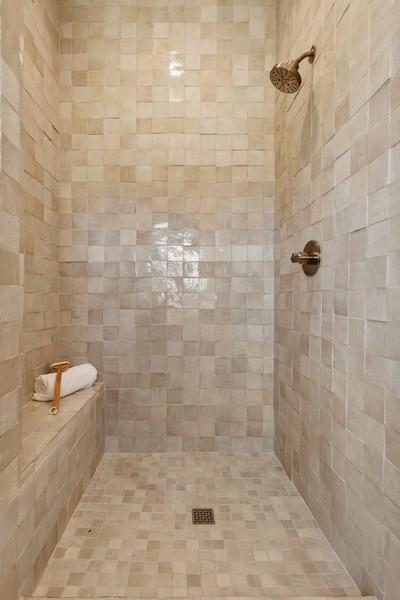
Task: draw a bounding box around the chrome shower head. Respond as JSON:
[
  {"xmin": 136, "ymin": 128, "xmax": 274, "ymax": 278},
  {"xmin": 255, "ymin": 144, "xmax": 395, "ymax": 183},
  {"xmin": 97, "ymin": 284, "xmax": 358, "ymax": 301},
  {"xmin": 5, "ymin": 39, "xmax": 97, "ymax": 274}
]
[{"xmin": 269, "ymin": 45, "xmax": 316, "ymax": 94}]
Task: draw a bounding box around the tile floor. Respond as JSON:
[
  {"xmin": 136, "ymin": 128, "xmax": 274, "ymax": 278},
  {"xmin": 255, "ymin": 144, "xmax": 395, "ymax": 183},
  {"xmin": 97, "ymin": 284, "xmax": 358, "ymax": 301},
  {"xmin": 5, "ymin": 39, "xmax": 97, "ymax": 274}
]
[{"xmin": 29, "ymin": 452, "xmax": 360, "ymax": 599}]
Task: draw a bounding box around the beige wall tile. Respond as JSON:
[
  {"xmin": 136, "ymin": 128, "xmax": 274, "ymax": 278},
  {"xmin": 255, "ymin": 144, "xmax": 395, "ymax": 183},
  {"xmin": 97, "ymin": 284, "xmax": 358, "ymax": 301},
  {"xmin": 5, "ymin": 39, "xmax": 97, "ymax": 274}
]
[
  {"xmin": 274, "ymin": 1, "xmax": 400, "ymax": 600},
  {"xmin": 0, "ymin": 0, "xmax": 24, "ymax": 505},
  {"xmin": 22, "ymin": 0, "xmax": 61, "ymax": 407},
  {"xmin": 58, "ymin": 0, "xmax": 276, "ymax": 452}
]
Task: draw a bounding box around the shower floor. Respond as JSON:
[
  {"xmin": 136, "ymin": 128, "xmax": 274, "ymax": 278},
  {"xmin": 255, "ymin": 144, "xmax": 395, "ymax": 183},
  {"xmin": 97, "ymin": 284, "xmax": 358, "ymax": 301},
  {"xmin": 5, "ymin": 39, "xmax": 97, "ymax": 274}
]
[{"xmin": 29, "ymin": 452, "xmax": 360, "ymax": 600}]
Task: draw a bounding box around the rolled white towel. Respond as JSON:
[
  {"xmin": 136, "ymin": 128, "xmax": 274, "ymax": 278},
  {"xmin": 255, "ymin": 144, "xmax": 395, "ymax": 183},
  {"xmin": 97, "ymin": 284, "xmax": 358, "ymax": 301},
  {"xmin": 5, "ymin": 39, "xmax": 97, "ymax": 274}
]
[{"xmin": 33, "ymin": 363, "xmax": 97, "ymax": 402}]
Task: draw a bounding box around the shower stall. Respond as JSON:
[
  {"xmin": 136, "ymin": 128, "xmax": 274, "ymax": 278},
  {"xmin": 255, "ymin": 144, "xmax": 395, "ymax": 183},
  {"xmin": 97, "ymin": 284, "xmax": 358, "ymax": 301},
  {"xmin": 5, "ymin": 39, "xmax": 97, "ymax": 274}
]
[{"xmin": 0, "ymin": 1, "xmax": 399, "ymax": 600}]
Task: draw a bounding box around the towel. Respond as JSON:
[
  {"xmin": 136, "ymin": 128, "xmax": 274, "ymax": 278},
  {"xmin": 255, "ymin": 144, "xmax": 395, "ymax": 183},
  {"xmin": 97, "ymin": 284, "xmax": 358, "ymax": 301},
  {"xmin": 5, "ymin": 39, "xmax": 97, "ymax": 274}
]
[{"xmin": 33, "ymin": 363, "xmax": 97, "ymax": 402}]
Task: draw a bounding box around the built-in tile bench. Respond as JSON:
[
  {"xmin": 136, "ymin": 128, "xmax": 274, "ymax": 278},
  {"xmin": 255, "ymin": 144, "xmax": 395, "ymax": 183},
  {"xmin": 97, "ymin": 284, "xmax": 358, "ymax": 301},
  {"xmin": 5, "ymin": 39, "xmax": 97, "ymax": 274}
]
[
  {"xmin": 0, "ymin": 383, "xmax": 104, "ymax": 600},
  {"xmin": 21, "ymin": 384, "xmax": 104, "ymax": 480}
]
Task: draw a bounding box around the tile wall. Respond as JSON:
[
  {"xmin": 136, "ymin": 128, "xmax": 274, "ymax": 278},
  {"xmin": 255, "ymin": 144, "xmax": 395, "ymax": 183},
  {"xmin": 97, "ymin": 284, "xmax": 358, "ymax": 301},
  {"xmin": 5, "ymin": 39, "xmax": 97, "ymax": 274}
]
[
  {"xmin": 273, "ymin": 1, "xmax": 400, "ymax": 599},
  {"xmin": 0, "ymin": 1, "xmax": 69, "ymax": 598},
  {"xmin": 22, "ymin": 0, "xmax": 61, "ymax": 406},
  {"xmin": 58, "ymin": 0, "xmax": 276, "ymax": 452},
  {"xmin": 0, "ymin": 0, "xmax": 25, "ymax": 592},
  {"xmin": 0, "ymin": 0, "xmax": 61, "ymax": 500}
]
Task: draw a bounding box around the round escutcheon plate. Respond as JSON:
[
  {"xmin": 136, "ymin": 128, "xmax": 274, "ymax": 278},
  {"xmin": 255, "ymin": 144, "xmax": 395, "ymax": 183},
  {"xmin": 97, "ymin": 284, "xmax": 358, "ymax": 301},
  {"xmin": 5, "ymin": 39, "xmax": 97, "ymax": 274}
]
[{"xmin": 302, "ymin": 240, "xmax": 321, "ymax": 276}]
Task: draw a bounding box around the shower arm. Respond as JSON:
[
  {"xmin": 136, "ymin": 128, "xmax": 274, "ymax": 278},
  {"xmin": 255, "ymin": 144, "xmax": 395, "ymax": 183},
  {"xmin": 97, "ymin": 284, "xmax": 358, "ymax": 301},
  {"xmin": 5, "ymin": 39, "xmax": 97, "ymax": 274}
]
[{"xmin": 293, "ymin": 45, "xmax": 316, "ymax": 67}]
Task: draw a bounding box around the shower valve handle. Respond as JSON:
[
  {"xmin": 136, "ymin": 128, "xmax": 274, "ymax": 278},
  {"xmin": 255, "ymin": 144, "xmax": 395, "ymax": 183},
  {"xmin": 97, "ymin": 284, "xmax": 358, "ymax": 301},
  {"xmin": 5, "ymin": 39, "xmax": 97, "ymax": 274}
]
[{"xmin": 290, "ymin": 251, "xmax": 319, "ymax": 264}]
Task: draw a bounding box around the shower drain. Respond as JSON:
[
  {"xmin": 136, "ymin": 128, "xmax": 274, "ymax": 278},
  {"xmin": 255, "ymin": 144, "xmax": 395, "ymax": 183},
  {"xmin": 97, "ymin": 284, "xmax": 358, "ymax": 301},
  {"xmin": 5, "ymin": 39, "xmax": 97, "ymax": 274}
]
[{"xmin": 192, "ymin": 508, "xmax": 215, "ymax": 524}]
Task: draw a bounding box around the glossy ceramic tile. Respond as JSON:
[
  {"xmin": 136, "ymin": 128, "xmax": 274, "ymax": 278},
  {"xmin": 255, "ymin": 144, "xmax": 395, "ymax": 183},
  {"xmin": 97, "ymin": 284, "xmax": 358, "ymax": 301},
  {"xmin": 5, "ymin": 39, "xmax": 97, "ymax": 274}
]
[
  {"xmin": 0, "ymin": 1, "xmax": 25, "ymax": 597},
  {"xmin": 273, "ymin": 1, "xmax": 400, "ymax": 600},
  {"xmin": 22, "ymin": 0, "xmax": 61, "ymax": 407},
  {"xmin": 57, "ymin": 0, "xmax": 276, "ymax": 452}
]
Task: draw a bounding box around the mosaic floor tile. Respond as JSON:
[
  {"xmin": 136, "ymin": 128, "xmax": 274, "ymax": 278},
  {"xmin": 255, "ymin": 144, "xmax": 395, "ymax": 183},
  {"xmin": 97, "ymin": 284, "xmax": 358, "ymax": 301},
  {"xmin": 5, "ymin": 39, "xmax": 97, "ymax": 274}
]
[{"xmin": 31, "ymin": 452, "xmax": 360, "ymax": 599}]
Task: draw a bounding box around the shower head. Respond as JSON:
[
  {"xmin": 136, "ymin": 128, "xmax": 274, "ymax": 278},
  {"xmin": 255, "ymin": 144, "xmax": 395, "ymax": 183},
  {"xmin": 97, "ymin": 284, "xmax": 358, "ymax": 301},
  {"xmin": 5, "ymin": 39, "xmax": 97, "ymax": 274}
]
[{"xmin": 269, "ymin": 45, "xmax": 316, "ymax": 94}]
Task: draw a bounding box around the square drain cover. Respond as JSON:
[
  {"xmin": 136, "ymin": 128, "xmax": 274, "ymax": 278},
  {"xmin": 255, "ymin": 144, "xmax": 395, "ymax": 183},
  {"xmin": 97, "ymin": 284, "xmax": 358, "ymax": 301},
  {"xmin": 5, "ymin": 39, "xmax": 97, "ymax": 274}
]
[{"xmin": 192, "ymin": 508, "xmax": 215, "ymax": 524}]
